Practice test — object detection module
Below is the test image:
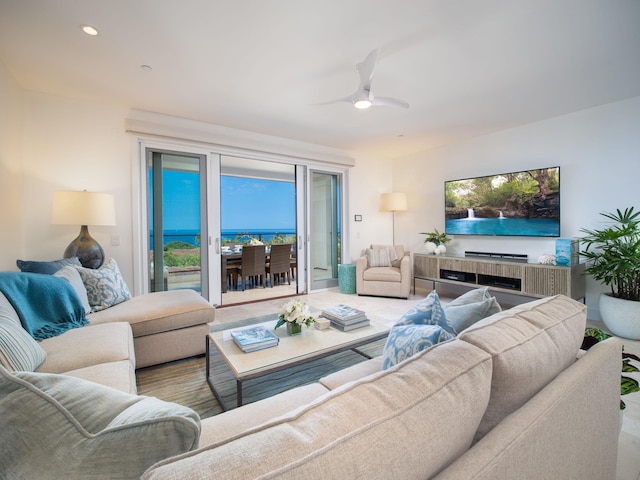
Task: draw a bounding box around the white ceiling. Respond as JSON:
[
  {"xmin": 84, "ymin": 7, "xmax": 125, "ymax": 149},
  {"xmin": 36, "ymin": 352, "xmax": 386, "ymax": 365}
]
[{"xmin": 1, "ymin": 0, "xmax": 639, "ymax": 159}]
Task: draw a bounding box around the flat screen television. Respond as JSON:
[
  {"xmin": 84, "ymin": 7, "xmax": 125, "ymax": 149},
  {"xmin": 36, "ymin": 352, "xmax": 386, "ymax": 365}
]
[{"xmin": 444, "ymin": 166, "xmax": 560, "ymax": 237}]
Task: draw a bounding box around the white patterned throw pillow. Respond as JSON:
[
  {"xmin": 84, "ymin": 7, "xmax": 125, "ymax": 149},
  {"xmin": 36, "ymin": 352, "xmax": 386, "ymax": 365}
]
[{"xmin": 75, "ymin": 258, "xmax": 131, "ymax": 312}]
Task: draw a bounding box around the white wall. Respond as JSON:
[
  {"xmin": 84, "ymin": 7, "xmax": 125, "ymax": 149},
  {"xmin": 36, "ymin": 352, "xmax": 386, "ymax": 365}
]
[
  {"xmin": 18, "ymin": 92, "xmax": 134, "ymax": 284},
  {"xmin": 393, "ymin": 96, "xmax": 640, "ymax": 319},
  {"xmin": 346, "ymin": 153, "xmax": 395, "ymax": 261},
  {"xmin": 0, "ymin": 60, "xmax": 24, "ymax": 266}
]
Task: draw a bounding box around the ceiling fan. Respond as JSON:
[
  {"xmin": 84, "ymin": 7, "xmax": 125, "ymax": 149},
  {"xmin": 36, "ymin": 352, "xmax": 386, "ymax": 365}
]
[{"xmin": 318, "ymin": 49, "xmax": 409, "ymax": 110}]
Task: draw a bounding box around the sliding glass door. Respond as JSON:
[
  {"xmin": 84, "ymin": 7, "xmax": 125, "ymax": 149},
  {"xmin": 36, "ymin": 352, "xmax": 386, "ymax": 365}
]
[{"xmin": 140, "ymin": 144, "xmax": 344, "ymax": 303}]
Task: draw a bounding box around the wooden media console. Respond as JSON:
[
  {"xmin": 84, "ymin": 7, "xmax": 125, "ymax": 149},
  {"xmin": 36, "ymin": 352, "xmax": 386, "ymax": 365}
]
[{"xmin": 413, "ymin": 253, "xmax": 585, "ymax": 300}]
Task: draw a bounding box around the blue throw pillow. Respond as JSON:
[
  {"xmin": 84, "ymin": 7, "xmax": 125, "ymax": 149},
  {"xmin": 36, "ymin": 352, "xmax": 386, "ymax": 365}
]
[
  {"xmin": 16, "ymin": 257, "xmax": 81, "ymax": 275},
  {"xmin": 381, "ymin": 290, "xmax": 455, "ymax": 370},
  {"xmin": 443, "ymin": 287, "xmax": 502, "ymax": 333},
  {"xmin": 395, "ymin": 290, "xmax": 456, "ymax": 334},
  {"xmin": 381, "ymin": 324, "xmax": 453, "ymax": 370}
]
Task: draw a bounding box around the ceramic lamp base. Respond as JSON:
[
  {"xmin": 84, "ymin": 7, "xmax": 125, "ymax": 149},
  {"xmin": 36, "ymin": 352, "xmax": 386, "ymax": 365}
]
[{"xmin": 63, "ymin": 225, "xmax": 105, "ymax": 269}]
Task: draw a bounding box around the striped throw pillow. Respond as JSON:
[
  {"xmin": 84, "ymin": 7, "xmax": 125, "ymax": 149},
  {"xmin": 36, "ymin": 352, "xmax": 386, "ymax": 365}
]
[
  {"xmin": 366, "ymin": 248, "xmax": 391, "ymax": 267},
  {"xmin": 0, "ymin": 308, "xmax": 47, "ymax": 371}
]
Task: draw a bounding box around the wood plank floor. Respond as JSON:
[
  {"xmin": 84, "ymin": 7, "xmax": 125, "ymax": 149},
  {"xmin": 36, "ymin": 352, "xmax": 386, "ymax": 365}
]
[{"xmin": 136, "ymin": 339, "xmax": 385, "ymax": 419}]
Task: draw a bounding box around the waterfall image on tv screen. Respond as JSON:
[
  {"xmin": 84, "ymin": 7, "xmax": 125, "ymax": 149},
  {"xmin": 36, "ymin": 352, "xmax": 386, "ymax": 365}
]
[{"xmin": 445, "ymin": 167, "xmax": 560, "ymax": 237}]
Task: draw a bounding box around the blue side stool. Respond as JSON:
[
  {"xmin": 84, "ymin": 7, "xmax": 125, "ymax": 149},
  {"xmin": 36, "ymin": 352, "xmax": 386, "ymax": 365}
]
[{"xmin": 338, "ymin": 263, "xmax": 357, "ymax": 294}]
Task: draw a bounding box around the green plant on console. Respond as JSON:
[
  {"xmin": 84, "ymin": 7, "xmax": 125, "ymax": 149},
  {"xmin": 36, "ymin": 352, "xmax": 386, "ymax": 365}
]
[
  {"xmin": 420, "ymin": 229, "xmax": 451, "ymax": 246},
  {"xmin": 582, "ymin": 327, "xmax": 640, "ymax": 410}
]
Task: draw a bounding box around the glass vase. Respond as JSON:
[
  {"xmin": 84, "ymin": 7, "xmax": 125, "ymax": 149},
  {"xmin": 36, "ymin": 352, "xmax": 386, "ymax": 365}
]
[{"xmin": 286, "ymin": 322, "xmax": 302, "ymax": 336}]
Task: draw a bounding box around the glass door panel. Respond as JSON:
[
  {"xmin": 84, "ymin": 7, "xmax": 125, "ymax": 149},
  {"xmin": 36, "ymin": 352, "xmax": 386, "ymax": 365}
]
[
  {"xmin": 310, "ymin": 171, "xmax": 341, "ymax": 290},
  {"xmin": 219, "ymin": 155, "xmax": 298, "ymax": 304},
  {"xmin": 147, "ymin": 151, "xmax": 208, "ymax": 298}
]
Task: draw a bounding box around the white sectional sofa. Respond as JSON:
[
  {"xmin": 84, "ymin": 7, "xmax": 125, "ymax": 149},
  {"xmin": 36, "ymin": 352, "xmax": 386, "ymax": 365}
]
[
  {"xmin": 0, "ymin": 289, "xmax": 621, "ymax": 479},
  {"xmin": 143, "ymin": 295, "xmax": 621, "ymax": 480}
]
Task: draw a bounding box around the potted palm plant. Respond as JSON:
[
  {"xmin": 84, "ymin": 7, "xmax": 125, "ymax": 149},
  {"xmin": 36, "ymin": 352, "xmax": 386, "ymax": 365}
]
[{"xmin": 579, "ymin": 207, "xmax": 640, "ymax": 339}]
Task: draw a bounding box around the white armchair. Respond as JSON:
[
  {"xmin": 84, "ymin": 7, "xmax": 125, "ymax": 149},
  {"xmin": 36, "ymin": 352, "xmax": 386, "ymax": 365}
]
[{"xmin": 356, "ymin": 244, "xmax": 411, "ymax": 299}]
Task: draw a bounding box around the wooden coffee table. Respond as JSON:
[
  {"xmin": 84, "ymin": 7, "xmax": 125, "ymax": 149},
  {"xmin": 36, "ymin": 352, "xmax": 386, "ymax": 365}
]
[{"xmin": 206, "ymin": 317, "xmax": 389, "ymax": 411}]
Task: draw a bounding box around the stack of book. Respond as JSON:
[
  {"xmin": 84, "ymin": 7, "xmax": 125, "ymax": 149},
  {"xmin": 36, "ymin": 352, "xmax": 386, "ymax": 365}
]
[
  {"xmin": 230, "ymin": 326, "xmax": 279, "ymax": 353},
  {"xmin": 321, "ymin": 304, "xmax": 370, "ymax": 331}
]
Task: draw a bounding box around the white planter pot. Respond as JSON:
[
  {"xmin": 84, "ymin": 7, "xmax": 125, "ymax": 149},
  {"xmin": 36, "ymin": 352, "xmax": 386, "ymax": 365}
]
[{"xmin": 599, "ymin": 293, "xmax": 640, "ymax": 340}]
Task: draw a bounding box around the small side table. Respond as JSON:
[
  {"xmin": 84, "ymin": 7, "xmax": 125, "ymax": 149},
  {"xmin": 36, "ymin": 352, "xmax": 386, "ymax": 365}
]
[{"xmin": 338, "ymin": 263, "xmax": 356, "ymax": 294}]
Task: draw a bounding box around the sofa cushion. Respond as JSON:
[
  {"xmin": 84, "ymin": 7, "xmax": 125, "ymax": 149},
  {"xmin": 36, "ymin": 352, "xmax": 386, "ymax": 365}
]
[
  {"xmin": 362, "ymin": 266, "xmax": 401, "ymax": 282},
  {"xmin": 443, "ymin": 287, "xmax": 501, "ymax": 333},
  {"xmin": 54, "ymin": 265, "xmax": 91, "ymax": 314},
  {"xmin": 64, "ymin": 359, "xmax": 137, "ymax": 394},
  {"xmin": 143, "ymin": 339, "xmax": 493, "ymax": 480},
  {"xmin": 0, "ymin": 366, "xmax": 200, "ymax": 480},
  {"xmin": 16, "ymin": 256, "xmax": 81, "ymax": 274},
  {"xmin": 200, "ymin": 383, "xmax": 330, "ymax": 447},
  {"xmin": 88, "ymin": 289, "xmax": 214, "ymax": 337},
  {"xmin": 37, "ymin": 322, "xmax": 135, "ymax": 374},
  {"xmin": 320, "ymin": 357, "xmax": 382, "ymax": 390},
  {"xmin": 75, "ymin": 258, "xmax": 131, "ymax": 312},
  {"xmin": 457, "ymin": 294, "xmax": 587, "ymax": 441},
  {"xmin": 0, "ymin": 307, "xmax": 47, "ymax": 371}
]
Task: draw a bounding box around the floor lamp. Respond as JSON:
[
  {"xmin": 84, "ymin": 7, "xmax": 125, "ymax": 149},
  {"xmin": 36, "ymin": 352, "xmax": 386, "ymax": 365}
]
[
  {"xmin": 51, "ymin": 190, "xmax": 116, "ymax": 269},
  {"xmin": 380, "ymin": 192, "xmax": 407, "ymax": 245}
]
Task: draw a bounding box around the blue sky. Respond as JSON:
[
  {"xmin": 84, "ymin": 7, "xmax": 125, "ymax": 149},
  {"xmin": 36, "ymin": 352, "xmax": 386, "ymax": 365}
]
[
  {"xmin": 221, "ymin": 176, "xmax": 295, "ymax": 230},
  {"xmin": 160, "ymin": 171, "xmax": 295, "ymax": 231}
]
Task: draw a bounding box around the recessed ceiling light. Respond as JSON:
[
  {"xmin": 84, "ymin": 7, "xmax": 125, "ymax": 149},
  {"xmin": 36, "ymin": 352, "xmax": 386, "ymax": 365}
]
[
  {"xmin": 81, "ymin": 25, "xmax": 99, "ymax": 36},
  {"xmin": 140, "ymin": 65, "xmax": 153, "ymax": 71}
]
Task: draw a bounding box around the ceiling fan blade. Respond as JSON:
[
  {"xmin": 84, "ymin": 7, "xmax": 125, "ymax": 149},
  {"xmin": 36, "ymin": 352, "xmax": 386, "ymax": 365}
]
[
  {"xmin": 356, "ymin": 49, "xmax": 379, "ymax": 91},
  {"xmin": 314, "ymin": 90, "xmax": 361, "ymax": 106},
  {"xmin": 371, "ymin": 96, "xmax": 409, "ymax": 109}
]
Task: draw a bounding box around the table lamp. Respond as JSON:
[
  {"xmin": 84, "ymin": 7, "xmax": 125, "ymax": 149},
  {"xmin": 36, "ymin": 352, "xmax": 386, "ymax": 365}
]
[{"xmin": 51, "ymin": 190, "xmax": 116, "ymax": 269}]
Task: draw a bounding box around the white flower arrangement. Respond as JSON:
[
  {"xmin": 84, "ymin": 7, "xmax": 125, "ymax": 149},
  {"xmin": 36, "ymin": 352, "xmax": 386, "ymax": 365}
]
[{"xmin": 275, "ymin": 299, "xmax": 315, "ymax": 330}]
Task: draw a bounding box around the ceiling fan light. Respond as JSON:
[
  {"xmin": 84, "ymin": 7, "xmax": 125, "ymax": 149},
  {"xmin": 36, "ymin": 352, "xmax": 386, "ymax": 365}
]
[
  {"xmin": 354, "ymin": 99, "xmax": 372, "ymax": 109},
  {"xmin": 81, "ymin": 25, "xmax": 99, "ymax": 36}
]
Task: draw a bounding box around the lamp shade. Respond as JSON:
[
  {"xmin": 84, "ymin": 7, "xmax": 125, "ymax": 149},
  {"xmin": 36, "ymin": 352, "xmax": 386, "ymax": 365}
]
[
  {"xmin": 380, "ymin": 192, "xmax": 407, "ymax": 212},
  {"xmin": 51, "ymin": 191, "xmax": 116, "ymax": 226}
]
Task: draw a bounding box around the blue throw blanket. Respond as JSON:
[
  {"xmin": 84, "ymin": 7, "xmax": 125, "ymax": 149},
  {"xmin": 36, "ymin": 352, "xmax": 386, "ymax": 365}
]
[{"xmin": 0, "ymin": 272, "xmax": 87, "ymax": 340}]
